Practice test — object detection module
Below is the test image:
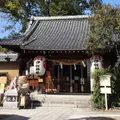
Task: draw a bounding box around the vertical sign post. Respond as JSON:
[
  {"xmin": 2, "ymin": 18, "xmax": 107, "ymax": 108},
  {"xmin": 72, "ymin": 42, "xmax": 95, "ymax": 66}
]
[
  {"xmin": 105, "ymin": 86, "xmax": 108, "ymax": 110},
  {"xmin": 100, "ymin": 75, "xmax": 111, "ymax": 110}
]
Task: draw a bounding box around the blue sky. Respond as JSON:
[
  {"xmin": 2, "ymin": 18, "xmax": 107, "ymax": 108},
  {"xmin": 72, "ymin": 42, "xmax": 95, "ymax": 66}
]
[
  {"xmin": 0, "ymin": 0, "xmax": 120, "ymax": 38},
  {"xmin": 103, "ymin": 0, "xmax": 120, "ymax": 5}
]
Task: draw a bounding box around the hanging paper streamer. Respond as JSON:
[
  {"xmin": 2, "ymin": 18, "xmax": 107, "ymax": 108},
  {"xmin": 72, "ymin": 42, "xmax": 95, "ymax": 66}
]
[
  {"xmin": 60, "ymin": 63, "xmax": 63, "ymax": 69},
  {"xmin": 74, "ymin": 64, "xmax": 76, "ymax": 70},
  {"xmin": 30, "ymin": 66, "xmax": 34, "ymax": 74},
  {"xmin": 25, "ymin": 70, "xmax": 28, "ymax": 75},
  {"xmin": 82, "ymin": 61, "xmax": 86, "ymax": 67}
]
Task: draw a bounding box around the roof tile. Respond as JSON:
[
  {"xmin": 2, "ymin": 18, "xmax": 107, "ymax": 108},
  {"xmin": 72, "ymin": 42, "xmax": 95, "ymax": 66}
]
[
  {"xmin": 21, "ymin": 17, "xmax": 89, "ymax": 50},
  {"xmin": 0, "ymin": 15, "xmax": 119, "ymax": 51}
]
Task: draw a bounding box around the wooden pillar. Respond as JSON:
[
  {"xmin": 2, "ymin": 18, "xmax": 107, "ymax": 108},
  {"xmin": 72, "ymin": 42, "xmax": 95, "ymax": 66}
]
[
  {"xmin": 87, "ymin": 60, "xmax": 91, "ymax": 92},
  {"xmin": 19, "ymin": 54, "xmax": 24, "ymax": 76},
  {"xmin": 70, "ymin": 65, "xmax": 73, "ymax": 93},
  {"xmin": 57, "ymin": 65, "xmax": 60, "ymax": 92},
  {"xmin": 80, "ymin": 63, "xmax": 84, "ymax": 92}
]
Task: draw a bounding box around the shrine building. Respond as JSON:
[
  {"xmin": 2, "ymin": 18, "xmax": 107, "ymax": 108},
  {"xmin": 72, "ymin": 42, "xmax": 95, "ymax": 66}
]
[{"xmin": 0, "ymin": 15, "xmax": 117, "ymax": 93}]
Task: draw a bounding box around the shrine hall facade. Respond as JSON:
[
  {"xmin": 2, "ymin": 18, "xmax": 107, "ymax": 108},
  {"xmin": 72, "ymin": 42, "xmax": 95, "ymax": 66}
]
[{"xmin": 0, "ymin": 15, "xmax": 117, "ymax": 93}]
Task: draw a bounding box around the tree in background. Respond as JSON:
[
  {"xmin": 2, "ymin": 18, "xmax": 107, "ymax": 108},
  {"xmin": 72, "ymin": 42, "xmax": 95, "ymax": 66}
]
[
  {"xmin": 40, "ymin": 0, "xmax": 102, "ymax": 16},
  {"xmin": 0, "ymin": 0, "xmax": 102, "ymax": 36},
  {"xmin": 0, "ymin": 0, "xmax": 41, "ymax": 33},
  {"xmin": 87, "ymin": 4, "xmax": 120, "ymax": 53},
  {"xmin": 87, "ymin": 4, "xmax": 120, "ymax": 108},
  {"xmin": 49, "ymin": 0, "xmax": 89, "ymax": 16},
  {"xmin": 89, "ymin": 0, "xmax": 102, "ymax": 10}
]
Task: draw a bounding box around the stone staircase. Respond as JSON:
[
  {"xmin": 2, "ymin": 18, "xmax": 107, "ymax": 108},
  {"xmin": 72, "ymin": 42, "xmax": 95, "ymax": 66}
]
[{"xmin": 30, "ymin": 92, "xmax": 92, "ymax": 110}]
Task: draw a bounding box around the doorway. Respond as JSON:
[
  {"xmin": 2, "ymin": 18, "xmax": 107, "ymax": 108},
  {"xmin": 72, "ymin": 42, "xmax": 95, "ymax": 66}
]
[{"xmin": 53, "ymin": 62, "xmax": 90, "ymax": 93}]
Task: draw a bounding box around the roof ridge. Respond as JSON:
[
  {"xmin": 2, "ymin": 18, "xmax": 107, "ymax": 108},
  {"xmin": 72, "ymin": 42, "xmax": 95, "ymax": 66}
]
[
  {"xmin": 21, "ymin": 37, "xmax": 36, "ymax": 46},
  {"xmin": 23, "ymin": 20, "xmax": 40, "ymax": 43},
  {"xmin": 33, "ymin": 15, "xmax": 90, "ymax": 21}
]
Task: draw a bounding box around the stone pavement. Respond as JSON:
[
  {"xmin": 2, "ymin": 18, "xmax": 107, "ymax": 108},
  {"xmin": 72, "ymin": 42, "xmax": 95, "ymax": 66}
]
[{"xmin": 0, "ymin": 107, "xmax": 120, "ymax": 120}]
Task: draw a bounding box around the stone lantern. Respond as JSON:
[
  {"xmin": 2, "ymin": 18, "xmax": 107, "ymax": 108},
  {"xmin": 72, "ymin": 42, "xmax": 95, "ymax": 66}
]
[
  {"xmin": 3, "ymin": 77, "xmax": 18, "ymax": 109},
  {"xmin": 3, "ymin": 88, "xmax": 18, "ymax": 109}
]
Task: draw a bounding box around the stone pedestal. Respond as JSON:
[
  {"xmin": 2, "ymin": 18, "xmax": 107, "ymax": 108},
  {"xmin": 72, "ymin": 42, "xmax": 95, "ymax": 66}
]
[{"xmin": 3, "ymin": 88, "xmax": 18, "ymax": 109}]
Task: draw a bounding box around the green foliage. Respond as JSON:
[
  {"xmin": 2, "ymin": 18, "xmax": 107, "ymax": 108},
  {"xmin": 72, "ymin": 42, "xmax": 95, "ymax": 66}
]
[
  {"xmin": 0, "ymin": 0, "xmax": 103, "ymax": 36},
  {"xmin": 109, "ymin": 64, "xmax": 120, "ymax": 107},
  {"xmin": 89, "ymin": 0, "xmax": 102, "ymax": 11},
  {"xmin": 0, "ymin": 0, "xmax": 41, "ymax": 33},
  {"xmin": 92, "ymin": 68, "xmax": 111, "ymax": 109},
  {"xmin": 50, "ymin": 0, "xmax": 89, "ymax": 16},
  {"xmin": 39, "ymin": 0, "xmax": 103, "ymax": 16},
  {"xmin": 0, "ymin": 46, "xmax": 8, "ymax": 53},
  {"xmin": 87, "ymin": 4, "xmax": 120, "ymax": 108},
  {"xmin": 87, "ymin": 4, "xmax": 120, "ymax": 54}
]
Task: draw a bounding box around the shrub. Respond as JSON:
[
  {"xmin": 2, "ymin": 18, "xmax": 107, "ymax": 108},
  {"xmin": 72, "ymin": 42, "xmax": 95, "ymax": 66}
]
[{"xmin": 92, "ymin": 68, "xmax": 111, "ymax": 109}]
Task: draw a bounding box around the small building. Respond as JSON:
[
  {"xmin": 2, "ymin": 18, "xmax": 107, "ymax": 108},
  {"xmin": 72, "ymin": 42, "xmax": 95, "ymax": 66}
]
[
  {"xmin": 0, "ymin": 15, "xmax": 117, "ymax": 93},
  {"xmin": 0, "ymin": 53, "xmax": 19, "ymax": 80},
  {"xmin": 0, "ymin": 53, "xmax": 19, "ymax": 101}
]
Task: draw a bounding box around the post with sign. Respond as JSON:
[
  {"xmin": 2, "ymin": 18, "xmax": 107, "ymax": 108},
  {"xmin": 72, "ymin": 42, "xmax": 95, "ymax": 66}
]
[{"xmin": 99, "ymin": 75, "xmax": 111, "ymax": 110}]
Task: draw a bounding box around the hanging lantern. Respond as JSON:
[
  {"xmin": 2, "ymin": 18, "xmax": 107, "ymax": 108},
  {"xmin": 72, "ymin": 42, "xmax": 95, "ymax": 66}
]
[
  {"xmin": 34, "ymin": 56, "xmax": 46, "ymax": 76},
  {"xmin": 90, "ymin": 55, "xmax": 103, "ymax": 73},
  {"xmin": 90, "ymin": 55, "xmax": 103, "ymax": 91},
  {"xmin": 90, "ymin": 55, "xmax": 103, "ymax": 62}
]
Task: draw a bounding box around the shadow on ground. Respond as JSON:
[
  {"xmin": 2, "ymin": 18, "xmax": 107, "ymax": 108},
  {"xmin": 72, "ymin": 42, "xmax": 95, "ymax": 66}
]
[
  {"xmin": 30, "ymin": 100, "xmax": 42, "ymax": 109},
  {"xmin": 69, "ymin": 117, "xmax": 116, "ymax": 120},
  {"xmin": 0, "ymin": 114, "xmax": 29, "ymax": 120},
  {"xmin": 19, "ymin": 100, "xmax": 41, "ymax": 109}
]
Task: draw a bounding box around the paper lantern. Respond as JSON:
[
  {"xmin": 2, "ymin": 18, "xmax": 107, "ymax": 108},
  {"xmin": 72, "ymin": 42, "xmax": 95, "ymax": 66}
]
[
  {"xmin": 34, "ymin": 56, "xmax": 46, "ymax": 76},
  {"xmin": 90, "ymin": 55, "xmax": 103, "ymax": 73}
]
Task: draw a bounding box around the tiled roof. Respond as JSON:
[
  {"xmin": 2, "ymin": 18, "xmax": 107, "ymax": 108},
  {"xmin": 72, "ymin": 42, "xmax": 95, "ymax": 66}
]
[
  {"xmin": 0, "ymin": 15, "xmax": 119, "ymax": 51},
  {"xmin": 21, "ymin": 15, "xmax": 89, "ymax": 50},
  {"xmin": 0, "ymin": 15, "xmax": 90, "ymax": 51},
  {"xmin": 0, "ymin": 36, "xmax": 24, "ymax": 46},
  {"xmin": 0, "ymin": 53, "xmax": 18, "ymax": 62}
]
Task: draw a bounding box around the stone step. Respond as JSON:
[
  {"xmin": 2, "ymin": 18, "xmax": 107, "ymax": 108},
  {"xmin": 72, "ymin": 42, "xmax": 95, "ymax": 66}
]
[
  {"xmin": 30, "ymin": 93, "xmax": 92, "ymax": 109},
  {"xmin": 32, "ymin": 94, "xmax": 92, "ymax": 100},
  {"xmin": 42, "ymin": 103, "xmax": 92, "ymax": 108},
  {"xmin": 44, "ymin": 100, "xmax": 91, "ymax": 105}
]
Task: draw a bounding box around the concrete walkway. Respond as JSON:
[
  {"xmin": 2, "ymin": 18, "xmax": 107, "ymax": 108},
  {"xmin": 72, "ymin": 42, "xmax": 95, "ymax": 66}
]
[{"xmin": 0, "ymin": 107, "xmax": 120, "ymax": 120}]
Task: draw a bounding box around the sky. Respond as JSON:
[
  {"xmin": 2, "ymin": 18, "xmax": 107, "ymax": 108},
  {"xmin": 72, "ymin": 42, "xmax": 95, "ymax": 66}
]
[
  {"xmin": 103, "ymin": 0, "xmax": 120, "ymax": 5},
  {"xmin": 0, "ymin": 0, "xmax": 120, "ymax": 39}
]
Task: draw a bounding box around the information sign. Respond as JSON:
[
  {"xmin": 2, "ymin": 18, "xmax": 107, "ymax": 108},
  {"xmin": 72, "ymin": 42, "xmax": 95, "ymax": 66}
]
[
  {"xmin": 100, "ymin": 87, "xmax": 111, "ymax": 94},
  {"xmin": 100, "ymin": 75, "xmax": 111, "ymax": 86}
]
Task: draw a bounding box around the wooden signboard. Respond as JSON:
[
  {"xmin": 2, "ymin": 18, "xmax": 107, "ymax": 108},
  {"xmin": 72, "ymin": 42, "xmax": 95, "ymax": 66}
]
[{"xmin": 38, "ymin": 79, "xmax": 43, "ymax": 83}]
